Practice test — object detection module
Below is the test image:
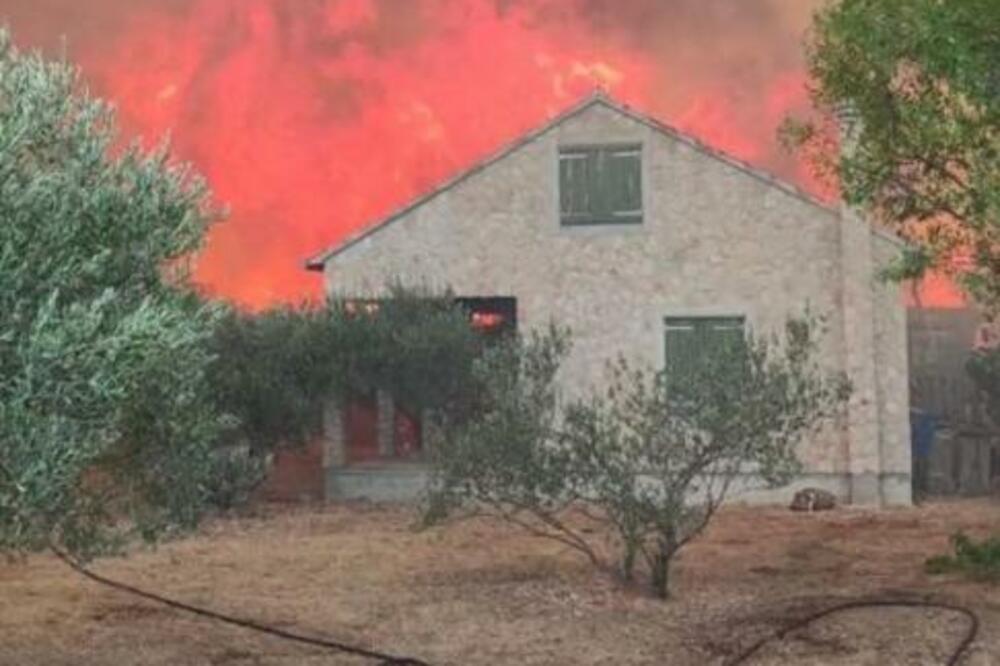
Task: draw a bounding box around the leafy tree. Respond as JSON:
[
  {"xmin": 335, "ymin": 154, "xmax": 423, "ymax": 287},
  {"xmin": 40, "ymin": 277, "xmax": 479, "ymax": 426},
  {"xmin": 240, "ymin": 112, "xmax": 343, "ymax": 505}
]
[
  {"xmin": 422, "ymin": 325, "xmax": 573, "ymax": 546},
  {"xmin": 790, "ymin": 0, "xmax": 1000, "ymax": 308},
  {"xmin": 208, "ymin": 305, "xmax": 335, "ymax": 455},
  {"xmin": 425, "ymin": 319, "xmax": 849, "ymax": 598},
  {"xmin": 325, "ymin": 283, "xmax": 489, "ymax": 431},
  {"xmin": 204, "ymin": 284, "xmax": 488, "ymax": 483},
  {"xmin": 0, "ymin": 32, "xmax": 230, "ymax": 559}
]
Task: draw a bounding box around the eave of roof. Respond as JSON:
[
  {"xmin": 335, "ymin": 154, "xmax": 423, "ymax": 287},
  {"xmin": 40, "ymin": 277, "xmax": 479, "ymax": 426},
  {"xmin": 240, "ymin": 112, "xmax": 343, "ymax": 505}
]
[
  {"xmin": 871, "ymin": 225, "xmax": 911, "ymax": 249},
  {"xmin": 305, "ymin": 90, "xmax": 896, "ymax": 270},
  {"xmin": 305, "ymin": 92, "xmax": 607, "ymax": 270}
]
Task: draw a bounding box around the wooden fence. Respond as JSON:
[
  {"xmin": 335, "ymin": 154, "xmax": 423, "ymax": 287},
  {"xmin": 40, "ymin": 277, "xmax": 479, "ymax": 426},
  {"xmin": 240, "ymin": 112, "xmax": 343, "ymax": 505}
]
[{"xmin": 908, "ymin": 307, "xmax": 999, "ymax": 497}]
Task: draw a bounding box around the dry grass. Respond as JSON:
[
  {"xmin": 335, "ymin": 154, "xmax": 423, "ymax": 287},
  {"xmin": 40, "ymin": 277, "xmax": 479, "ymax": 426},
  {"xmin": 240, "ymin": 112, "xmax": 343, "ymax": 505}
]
[{"xmin": 3, "ymin": 499, "xmax": 1000, "ymax": 665}]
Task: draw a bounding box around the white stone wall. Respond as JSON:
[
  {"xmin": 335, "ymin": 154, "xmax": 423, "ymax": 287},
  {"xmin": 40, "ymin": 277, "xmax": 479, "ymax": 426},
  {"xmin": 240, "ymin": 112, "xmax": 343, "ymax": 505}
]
[
  {"xmin": 872, "ymin": 234, "xmax": 913, "ymax": 504},
  {"xmin": 319, "ymin": 101, "xmax": 910, "ymax": 505}
]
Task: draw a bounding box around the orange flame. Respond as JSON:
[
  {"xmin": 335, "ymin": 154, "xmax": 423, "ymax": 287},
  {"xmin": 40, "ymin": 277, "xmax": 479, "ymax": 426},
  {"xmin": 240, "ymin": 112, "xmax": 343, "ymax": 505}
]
[{"xmin": 3, "ymin": 0, "xmax": 963, "ymax": 309}]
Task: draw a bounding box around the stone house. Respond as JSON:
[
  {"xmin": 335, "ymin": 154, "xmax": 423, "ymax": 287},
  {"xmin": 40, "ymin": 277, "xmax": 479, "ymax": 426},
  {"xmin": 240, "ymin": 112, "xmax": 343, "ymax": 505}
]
[{"xmin": 304, "ymin": 92, "xmax": 912, "ymax": 506}]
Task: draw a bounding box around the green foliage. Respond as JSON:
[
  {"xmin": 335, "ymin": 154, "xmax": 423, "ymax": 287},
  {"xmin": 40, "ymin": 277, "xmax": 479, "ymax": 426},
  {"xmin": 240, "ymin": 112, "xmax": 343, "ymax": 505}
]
[
  {"xmin": 422, "ymin": 324, "xmax": 572, "ymax": 527},
  {"xmin": 204, "ymin": 284, "xmax": 487, "ymax": 465},
  {"xmin": 204, "ymin": 447, "xmax": 268, "ymax": 512},
  {"xmin": 325, "ymin": 283, "xmax": 488, "ymax": 427},
  {"xmin": 796, "ymin": 0, "xmax": 1000, "ymax": 311},
  {"xmin": 0, "ymin": 31, "xmax": 230, "ymax": 559},
  {"xmin": 926, "ymin": 532, "xmax": 1000, "ymax": 582},
  {"xmin": 207, "ymin": 305, "xmax": 336, "ymax": 454},
  {"xmin": 0, "ymin": 25, "xmax": 492, "ymax": 558},
  {"xmin": 877, "ymin": 245, "xmax": 936, "ymax": 283},
  {"xmin": 425, "ymin": 317, "xmax": 850, "ymax": 598}
]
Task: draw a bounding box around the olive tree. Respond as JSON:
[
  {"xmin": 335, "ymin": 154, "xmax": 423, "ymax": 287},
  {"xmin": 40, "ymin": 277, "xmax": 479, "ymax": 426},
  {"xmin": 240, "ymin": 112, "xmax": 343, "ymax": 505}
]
[
  {"xmin": 324, "ymin": 283, "xmax": 489, "ymax": 431},
  {"xmin": 210, "ymin": 285, "xmax": 488, "ymax": 450},
  {"xmin": 425, "ymin": 318, "xmax": 849, "ymax": 598},
  {"xmin": 791, "ymin": 0, "xmax": 1000, "ymax": 307},
  {"xmin": 0, "ymin": 32, "xmax": 230, "ymax": 559},
  {"xmin": 201, "ymin": 284, "xmax": 488, "ymax": 505},
  {"xmin": 209, "ymin": 306, "xmax": 335, "ymax": 456},
  {"xmin": 791, "ymin": 0, "xmax": 1000, "ymax": 470},
  {"xmin": 199, "ymin": 305, "xmax": 331, "ymax": 509}
]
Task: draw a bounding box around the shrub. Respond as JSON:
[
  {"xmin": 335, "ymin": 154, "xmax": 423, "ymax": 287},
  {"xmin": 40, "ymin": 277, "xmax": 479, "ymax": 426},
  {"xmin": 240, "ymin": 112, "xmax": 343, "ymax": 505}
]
[
  {"xmin": 207, "ymin": 305, "xmax": 336, "ymax": 454},
  {"xmin": 425, "ymin": 316, "xmax": 850, "ymax": 598},
  {"xmin": 0, "ymin": 31, "xmax": 235, "ymax": 560},
  {"xmin": 204, "ymin": 283, "xmax": 489, "ymax": 491},
  {"xmin": 325, "ymin": 282, "xmax": 489, "ymax": 428},
  {"xmin": 926, "ymin": 532, "xmax": 1000, "ymax": 582},
  {"xmin": 204, "ymin": 447, "xmax": 269, "ymax": 512}
]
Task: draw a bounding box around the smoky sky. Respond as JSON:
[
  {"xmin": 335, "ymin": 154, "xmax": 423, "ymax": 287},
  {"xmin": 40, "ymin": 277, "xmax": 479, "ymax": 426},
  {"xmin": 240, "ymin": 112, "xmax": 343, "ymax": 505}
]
[
  {"xmin": 0, "ymin": 0, "xmax": 825, "ymax": 142},
  {"xmin": 0, "ymin": 0, "xmax": 829, "ymax": 307},
  {"xmin": 2, "ymin": 0, "xmax": 821, "ymax": 82}
]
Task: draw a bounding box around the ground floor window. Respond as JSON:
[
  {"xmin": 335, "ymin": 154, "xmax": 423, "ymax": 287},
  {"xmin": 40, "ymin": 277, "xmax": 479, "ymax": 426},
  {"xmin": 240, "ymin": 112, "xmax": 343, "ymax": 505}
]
[{"xmin": 663, "ymin": 316, "xmax": 746, "ymax": 383}]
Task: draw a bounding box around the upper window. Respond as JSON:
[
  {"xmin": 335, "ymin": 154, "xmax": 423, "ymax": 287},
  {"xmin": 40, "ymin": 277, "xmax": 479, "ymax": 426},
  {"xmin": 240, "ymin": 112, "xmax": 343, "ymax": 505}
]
[{"xmin": 559, "ymin": 144, "xmax": 642, "ymax": 226}]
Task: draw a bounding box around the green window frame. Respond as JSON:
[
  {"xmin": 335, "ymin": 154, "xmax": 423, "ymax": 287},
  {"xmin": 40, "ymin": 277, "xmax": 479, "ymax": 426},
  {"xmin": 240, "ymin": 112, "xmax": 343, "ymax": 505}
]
[
  {"xmin": 663, "ymin": 316, "xmax": 746, "ymax": 382},
  {"xmin": 559, "ymin": 143, "xmax": 642, "ymax": 226}
]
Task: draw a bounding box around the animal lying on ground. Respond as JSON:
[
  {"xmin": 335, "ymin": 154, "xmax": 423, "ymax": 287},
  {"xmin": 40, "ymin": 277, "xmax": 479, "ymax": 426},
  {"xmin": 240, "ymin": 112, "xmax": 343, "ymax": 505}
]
[{"xmin": 789, "ymin": 487, "xmax": 837, "ymax": 511}]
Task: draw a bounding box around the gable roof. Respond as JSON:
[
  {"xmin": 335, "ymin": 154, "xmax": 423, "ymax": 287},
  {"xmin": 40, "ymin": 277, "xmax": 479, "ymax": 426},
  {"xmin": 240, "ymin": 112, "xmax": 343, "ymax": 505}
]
[{"xmin": 305, "ymin": 91, "xmax": 889, "ymax": 270}]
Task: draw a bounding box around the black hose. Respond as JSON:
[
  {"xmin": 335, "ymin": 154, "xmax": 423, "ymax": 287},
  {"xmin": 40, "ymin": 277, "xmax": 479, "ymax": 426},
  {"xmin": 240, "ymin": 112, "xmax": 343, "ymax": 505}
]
[
  {"xmin": 48, "ymin": 544, "xmax": 983, "ymax": 666},
  {"xmin": 50, "ymin": 545, "xmax": 432, "ymax": 666},
  {"xmin": 725, "ymin": 598, "xmax": 979, "ymax": 666}
]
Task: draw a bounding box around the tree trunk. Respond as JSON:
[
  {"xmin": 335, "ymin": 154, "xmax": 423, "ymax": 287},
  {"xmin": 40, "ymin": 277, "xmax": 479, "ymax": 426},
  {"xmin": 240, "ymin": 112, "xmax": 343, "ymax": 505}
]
[
  {"xmin": 622, "ymin": 542, "xmax": 637, "ymax": 581},
  {"xmin": 651, "ymin": 550, "xmax": 670, "ymax": 599},
  {"xmin": 651, "ymin": 530, "xmax": 677, "ymax": 600}
]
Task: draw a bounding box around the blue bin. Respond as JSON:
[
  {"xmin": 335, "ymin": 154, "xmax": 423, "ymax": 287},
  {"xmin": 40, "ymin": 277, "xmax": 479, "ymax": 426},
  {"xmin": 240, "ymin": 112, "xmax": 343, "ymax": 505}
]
[{"xmin": 910, "ymin": 409, "xmax": 937, "ymax": 460}]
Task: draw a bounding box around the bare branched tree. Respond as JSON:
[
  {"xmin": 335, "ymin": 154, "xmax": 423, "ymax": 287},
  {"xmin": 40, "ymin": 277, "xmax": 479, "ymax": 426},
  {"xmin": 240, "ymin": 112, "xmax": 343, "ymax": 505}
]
[{"xmin": 424, "ymin": 317, "xmax": 849, "ymax": 598}]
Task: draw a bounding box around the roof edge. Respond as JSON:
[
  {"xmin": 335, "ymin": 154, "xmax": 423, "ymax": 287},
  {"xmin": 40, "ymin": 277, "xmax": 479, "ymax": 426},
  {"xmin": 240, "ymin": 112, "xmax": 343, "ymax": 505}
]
[
  {"xmin": 870, "ymin": 225, "xmax": 910, "ymax": 249},
  {"xmin": 305, "ymin": 90, "xmax": 841, "ymax": 270},
  {"xmin": 602, "ymin": 98, "xmax": 836, "ymax": 216},
  {"xmin": 305, "ymin": 92, "xmax": 610, "ymax": 270}
]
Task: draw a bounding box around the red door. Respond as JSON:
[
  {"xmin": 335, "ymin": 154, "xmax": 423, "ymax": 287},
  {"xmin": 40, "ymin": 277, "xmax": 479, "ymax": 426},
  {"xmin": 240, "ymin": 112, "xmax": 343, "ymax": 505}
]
[{"xmin": 345, "ymin": 394, "xmax": 379, "ymax": 463}]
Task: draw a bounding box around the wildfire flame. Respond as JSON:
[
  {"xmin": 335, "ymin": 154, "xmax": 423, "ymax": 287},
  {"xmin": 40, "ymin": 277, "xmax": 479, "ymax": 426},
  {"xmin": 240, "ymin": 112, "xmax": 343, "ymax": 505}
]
[{"xmin": 2, "ymin": 0, "xmax": 964, "ymax": 309}]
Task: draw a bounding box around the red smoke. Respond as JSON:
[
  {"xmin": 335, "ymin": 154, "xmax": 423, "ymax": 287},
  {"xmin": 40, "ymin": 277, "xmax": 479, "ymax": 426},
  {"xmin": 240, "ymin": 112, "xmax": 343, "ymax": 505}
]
[{"xmin": 1, "ymin": 0, "xmax": 964, "ymax": 309}]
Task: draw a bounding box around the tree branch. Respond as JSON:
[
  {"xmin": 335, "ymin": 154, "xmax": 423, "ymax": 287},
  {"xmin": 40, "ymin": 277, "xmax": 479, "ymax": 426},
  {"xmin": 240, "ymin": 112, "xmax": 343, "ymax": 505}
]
[{"xmin": 483, "ymin": 499, "xmax": 603, "ymax": 567}]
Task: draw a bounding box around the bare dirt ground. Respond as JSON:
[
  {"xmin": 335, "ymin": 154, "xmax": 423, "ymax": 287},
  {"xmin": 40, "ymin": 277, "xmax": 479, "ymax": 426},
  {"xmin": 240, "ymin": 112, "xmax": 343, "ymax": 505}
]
[{"xmin": 2, "ymin": 499, "xmax": 1000, "ymax": 665}]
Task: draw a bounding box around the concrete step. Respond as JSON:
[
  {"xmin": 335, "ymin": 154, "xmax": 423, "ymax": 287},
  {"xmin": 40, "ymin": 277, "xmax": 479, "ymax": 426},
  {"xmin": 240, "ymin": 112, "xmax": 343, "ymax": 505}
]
[{"xmin": 326, "ymin": 465, "xmax": 430, "ymax": 501}]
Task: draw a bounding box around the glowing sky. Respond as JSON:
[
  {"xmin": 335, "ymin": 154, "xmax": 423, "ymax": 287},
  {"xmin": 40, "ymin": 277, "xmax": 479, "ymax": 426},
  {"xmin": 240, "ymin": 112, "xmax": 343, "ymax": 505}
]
[{"xmin": 1, "ymin": 0, "xmax": 963, "ymax": 308}]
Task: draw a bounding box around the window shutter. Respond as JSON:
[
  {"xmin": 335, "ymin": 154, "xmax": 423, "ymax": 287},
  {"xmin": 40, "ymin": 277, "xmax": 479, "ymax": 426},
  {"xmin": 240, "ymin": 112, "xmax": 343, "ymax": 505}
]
[
  {"xmin": 705, "ymin": 318, "xmax": 747, "ymax": 381},
  {"xmin": 608, "ymin": 148, "xmax": 642, "ymax": 218},
  {"xmin": 592, "ymin": 149, "xmax": 610, "ymax": 218},
  {"xmin": 559, "ymin": 144, "xmax": 642, "ymax": 225},
  {"xmin": 706, "ymin": 318, "xmax": 745, "ymax": 352},
  {"xmin": 664, "ymin": 320, "xmax": 699, "ymax": 383},
  {"xmin": 664, "ymin": 317, "xmax": 746, "ymax": 384},
  {"xmin": 559, "ymin": 150, "xmax": 591, "ymax": 218}
]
